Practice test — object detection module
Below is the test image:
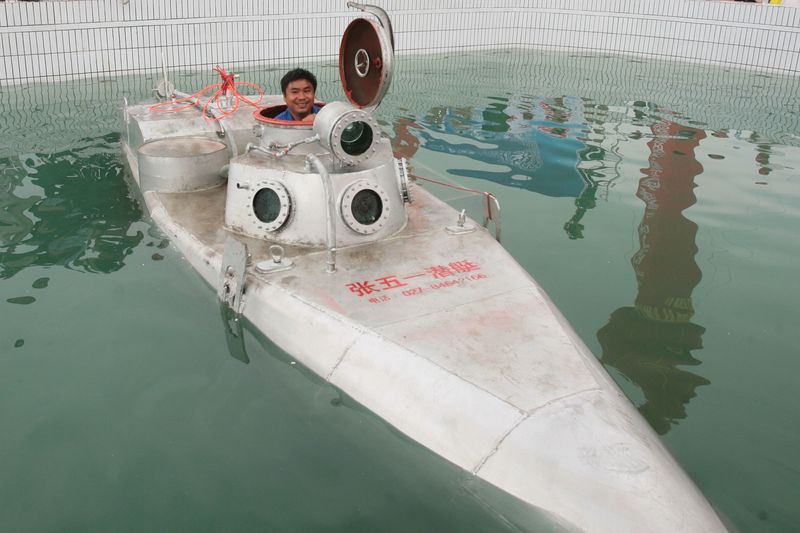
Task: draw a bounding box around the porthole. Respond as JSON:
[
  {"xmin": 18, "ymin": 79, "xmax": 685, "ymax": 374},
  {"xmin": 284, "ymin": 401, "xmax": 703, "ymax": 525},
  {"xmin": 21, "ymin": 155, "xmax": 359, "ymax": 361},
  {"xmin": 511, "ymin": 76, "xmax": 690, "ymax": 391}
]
[
  {"xmin": 340, "ymin": 180, "xmax": 390, "ymax": 235},
  {"xmin": 248, "ymin": 180, "xmax": 291, "ymax": 232},
  {"xmin": 340, "ymin": 121, "xmax": 374, "ymax": 156},
  {"xmin": 351, "ymin": 189, "xmax": 382, "ymax": 224},
  {"xmin": 253, "ymin": 188, "xmax": 281, "ymax": 223},
  {"xmin": 314, "ymin": 102, "xmax": 382, "ymax": 166}
]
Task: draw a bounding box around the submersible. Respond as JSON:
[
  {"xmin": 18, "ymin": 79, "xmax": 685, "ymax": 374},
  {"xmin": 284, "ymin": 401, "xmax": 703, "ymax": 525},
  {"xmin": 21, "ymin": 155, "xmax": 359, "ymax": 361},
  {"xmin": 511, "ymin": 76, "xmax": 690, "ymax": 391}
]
[{"xmin": 121, "ymin": 3, "xmax": 727, "ymax": 531}]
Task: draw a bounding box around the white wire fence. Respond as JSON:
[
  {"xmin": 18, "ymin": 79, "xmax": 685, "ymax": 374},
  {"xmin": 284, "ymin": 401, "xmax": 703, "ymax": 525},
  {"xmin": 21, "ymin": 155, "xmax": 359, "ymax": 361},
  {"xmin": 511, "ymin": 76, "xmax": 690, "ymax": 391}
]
[{"xmin": 1, "ymin": 0, "xmax": 798, "ymax": 87}]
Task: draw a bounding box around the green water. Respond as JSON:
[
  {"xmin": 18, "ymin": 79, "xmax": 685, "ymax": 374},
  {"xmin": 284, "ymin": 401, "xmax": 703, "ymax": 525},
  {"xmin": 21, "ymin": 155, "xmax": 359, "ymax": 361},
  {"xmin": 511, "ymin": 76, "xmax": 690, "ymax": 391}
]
[{"xmin": 2, "ymin": 50, "xmax": 799, "ymax": 531}]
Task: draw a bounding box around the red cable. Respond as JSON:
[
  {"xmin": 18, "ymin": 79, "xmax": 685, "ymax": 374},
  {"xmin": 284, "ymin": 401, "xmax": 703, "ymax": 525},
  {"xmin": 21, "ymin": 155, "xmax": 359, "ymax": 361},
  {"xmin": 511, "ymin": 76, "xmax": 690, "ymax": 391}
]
[{"xmin": 149, "ymin": 65, "xmax": 264, "ymax": 121}]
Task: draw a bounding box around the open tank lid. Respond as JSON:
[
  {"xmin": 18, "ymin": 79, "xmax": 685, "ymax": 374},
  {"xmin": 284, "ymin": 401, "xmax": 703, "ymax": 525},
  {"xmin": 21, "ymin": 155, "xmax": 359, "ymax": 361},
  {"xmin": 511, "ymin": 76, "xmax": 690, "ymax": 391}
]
[{"xmin": 339, "ymin": 4, "xmax": 394, "ymax": 110}]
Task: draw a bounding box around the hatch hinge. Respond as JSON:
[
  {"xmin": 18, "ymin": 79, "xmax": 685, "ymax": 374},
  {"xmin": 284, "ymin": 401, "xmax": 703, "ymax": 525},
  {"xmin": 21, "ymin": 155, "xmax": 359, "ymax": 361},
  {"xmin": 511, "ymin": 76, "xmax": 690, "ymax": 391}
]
[
  {"xmin": 218, "ymin": 237, "xmax": 248, "ymax": 314},
  {"xmin": 395, "ymin": 157, "xmax": 412, "ymax": 203}
]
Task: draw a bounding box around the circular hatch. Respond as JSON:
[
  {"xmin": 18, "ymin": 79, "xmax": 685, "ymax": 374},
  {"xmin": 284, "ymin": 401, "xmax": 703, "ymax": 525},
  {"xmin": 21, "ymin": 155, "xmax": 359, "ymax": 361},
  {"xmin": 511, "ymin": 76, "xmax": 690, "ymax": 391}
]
[{"xmin": 339, "ymin": 16, "xmax": 394, "ymax": 109}]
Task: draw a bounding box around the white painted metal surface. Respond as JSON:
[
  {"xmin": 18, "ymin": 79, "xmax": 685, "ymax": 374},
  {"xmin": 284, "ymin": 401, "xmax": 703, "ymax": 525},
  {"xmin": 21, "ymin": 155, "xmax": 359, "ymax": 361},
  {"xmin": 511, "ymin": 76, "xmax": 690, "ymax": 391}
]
[{"xmin": 137, "ymin": 180, "xmax": 728, "ymax": 532}]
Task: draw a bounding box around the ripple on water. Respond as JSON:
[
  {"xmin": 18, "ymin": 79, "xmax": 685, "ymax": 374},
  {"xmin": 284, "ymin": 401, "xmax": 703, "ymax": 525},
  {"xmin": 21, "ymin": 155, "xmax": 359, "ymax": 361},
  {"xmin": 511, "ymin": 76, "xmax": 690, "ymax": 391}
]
[
  {"xmin": 7, "ymin": 296, "xmax": 35, "ymax": 305},
  {"xmin": 0, "ymin": 134, "xmax": 144, "ymax": 280}
]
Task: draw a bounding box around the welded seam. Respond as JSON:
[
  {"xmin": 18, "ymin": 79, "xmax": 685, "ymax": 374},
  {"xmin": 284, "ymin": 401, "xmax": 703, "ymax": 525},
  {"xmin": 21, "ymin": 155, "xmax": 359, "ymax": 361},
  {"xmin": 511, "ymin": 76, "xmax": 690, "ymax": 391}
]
[
  {"xmin": 325, "ymin": 336, "xmax": 360, "ymax": 382},
  {"xmin": 471, "ymin": 412, "xmax": 529, "ymax": 475},
  {"xmin": 472, "ymin": 386, "xmax": 602, "ymax": 475}
]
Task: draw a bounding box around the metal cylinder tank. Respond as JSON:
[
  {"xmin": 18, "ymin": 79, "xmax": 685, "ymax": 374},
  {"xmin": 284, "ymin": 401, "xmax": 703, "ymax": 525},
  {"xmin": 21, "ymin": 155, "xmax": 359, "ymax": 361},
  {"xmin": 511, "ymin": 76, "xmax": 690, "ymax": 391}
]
[{"xmin": 137, "ymin": 137, "xmax": 228, "ymax": 193}]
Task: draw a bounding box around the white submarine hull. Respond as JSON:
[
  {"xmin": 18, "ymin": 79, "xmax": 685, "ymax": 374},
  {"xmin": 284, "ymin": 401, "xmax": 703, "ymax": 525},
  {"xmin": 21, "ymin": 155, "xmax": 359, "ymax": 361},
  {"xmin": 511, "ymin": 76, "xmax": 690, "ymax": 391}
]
[
  {"xmin": 120, "ymin": 3, "xmax": 727, "ymax": 528},
  {"xmin": 126, "ymin": 160, "xmax": 726, "ymax": 532}
]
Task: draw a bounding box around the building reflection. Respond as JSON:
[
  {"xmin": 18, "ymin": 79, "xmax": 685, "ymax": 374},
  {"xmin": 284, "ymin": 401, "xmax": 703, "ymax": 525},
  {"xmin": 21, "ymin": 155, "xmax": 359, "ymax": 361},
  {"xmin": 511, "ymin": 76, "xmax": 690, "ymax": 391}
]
[
  {"xmin": 754, "ymin": 136, "xmax": 774, "ymax": 177},
  {"xmin": 391, "ymin": 97, "xmax": 625, "ymax": 240},
  {"xmin": 563, "ymin": 139, "xmax": 621, "ymax": 241},
  {"xmin": 409, "ymin": 99, "xmax": 588, "ymax": 197},
  {"xmin": 0, "ymin": 133, "xmax": 143, "ymax": 279},
  {"xmin": 391, "ymin": 117, "xmax": 422, "ymax": 161},
  {"xmin": 597, "ymin": 121, "xmax": 710, "ymax": 435}
]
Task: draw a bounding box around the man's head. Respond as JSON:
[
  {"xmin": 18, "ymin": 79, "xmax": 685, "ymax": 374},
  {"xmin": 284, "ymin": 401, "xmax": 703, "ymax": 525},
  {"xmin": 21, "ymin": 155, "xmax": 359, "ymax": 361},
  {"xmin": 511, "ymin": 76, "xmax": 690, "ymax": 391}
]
[{"xmin": 281, "ymin": 68, "xmax": 317, "ymax": 120}]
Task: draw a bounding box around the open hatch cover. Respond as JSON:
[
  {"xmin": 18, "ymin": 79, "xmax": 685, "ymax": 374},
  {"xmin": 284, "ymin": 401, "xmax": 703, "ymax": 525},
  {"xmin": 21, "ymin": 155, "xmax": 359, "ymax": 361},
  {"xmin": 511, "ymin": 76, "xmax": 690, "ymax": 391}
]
[{"xmin": 339, "ymin": 8, "xmax": 394, "ymax": 110}]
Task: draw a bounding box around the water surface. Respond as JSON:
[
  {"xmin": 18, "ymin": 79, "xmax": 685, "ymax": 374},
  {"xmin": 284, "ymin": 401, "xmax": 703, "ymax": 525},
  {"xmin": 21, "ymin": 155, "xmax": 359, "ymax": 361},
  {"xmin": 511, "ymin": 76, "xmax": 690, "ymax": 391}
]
[{"xmin": 2, "ymin": 49, "xmax": 799, "ymax": 532}]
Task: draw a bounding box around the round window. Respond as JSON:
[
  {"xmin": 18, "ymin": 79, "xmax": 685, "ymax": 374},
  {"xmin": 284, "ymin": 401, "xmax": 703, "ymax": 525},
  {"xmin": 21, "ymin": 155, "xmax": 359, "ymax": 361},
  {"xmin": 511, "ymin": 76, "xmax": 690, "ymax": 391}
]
[
  {"xmin": 351, "ymin": 189, "xmax": 383, "ymax": 225},
  {"xmin": 253, "ymin": 187, "xmax": 282, "ymax": 223},
  {"xmin": 340, "ymin": 121, "xmax": 374, "ymax": 156},
  {"xmin": 249, "ymin": 181, "xmax": 291, "ymax": 232},
  {"xmin": 340, "ymin": 180, "xmax": 390, "ymax": 235}
]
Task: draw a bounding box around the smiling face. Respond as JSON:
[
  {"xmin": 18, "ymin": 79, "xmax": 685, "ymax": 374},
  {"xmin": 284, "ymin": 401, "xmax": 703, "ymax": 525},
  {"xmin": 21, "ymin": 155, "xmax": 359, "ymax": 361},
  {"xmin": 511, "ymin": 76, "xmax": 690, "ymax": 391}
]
[{"xmin": 283, "ymin": 79, "xmax": 316, "ymax": 121}]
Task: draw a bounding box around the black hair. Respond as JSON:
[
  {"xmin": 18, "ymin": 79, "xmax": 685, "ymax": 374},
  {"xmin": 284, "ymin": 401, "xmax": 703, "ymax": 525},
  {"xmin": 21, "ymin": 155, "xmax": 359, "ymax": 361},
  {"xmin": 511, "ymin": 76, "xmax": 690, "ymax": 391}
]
[{"xmin": 280, "ymin": 68, "xmax": 317, "ymax": 94}]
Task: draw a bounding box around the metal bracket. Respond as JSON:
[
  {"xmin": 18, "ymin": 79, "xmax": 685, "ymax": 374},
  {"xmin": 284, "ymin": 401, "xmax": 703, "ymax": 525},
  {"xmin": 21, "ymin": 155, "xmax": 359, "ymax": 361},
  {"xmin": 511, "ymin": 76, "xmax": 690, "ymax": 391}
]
[
  {"xmin": 255, "ymin": 245, "xmax": 294, "ymax": 274},
  {"xmin": 482, "ymin": 194, "xmax": 502, "ymax": 243},
  {"xmin": 218, "ymin": 237, "xmax": 248, "ymax": 314},
  {"xmin": 446, "ymin": 209, "xmax": 477, "ymax": 235}
]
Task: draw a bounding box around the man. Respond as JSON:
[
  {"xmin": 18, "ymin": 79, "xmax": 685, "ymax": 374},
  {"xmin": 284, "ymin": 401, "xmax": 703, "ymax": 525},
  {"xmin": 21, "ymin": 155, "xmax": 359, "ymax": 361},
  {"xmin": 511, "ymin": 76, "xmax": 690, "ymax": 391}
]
[{"xmin": 274, "ymin": 68, "xmax": 321, "ymax": 122}]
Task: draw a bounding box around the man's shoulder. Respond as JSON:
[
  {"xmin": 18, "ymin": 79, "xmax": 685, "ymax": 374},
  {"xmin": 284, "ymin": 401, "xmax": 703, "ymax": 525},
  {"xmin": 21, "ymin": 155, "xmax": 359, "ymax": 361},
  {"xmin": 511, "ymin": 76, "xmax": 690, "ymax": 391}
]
[
  {"xmin": 274, "ymin": 108, "xmax": 293, "ymax": 121},
  {"xmin": 274, "ymin": 105, "xmax": 321, "ymax": 122}
]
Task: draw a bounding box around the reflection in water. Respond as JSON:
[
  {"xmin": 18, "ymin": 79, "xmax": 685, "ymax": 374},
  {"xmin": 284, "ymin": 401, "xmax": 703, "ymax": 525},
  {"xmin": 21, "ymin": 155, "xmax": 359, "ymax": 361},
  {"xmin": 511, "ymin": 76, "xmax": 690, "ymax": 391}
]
[
  {"xmin": 598, "ymin": 121, "xmax": 709, "ymax": 435},
  {"xmin": 392, "ymin": 97, "xmax": 625, "ymax": 240},
  {"xmin": 221, "ymin": 303, "xmax": 250, "ymax": 364},
  {"xmin": 756, "ymin": 143, "xmax": 772, "ymax": 177},
  {"xmin": 598, "ymin": 308, "xmax": 708, "ymax": 435},
  {"xmin": 415, "ymin": 99, "xmax": 587, "ymax": 197},
  {"xmin": 0, "ymin": 133, "xmax": 143, "ymax": 279},
  {"xmin": 563, "ymin": 141, "xmax": 620, "ymax": 240},
  {"xmin": 753, "ymin": 132, "xmax": 776, "ymax": 177},
  {"xmin": 562, "ymin": 175, "xmax": 598, "ymax": 240},
  {"xmin": 392, "ymin": 117, "xmax": 422, "ymax": 161}
]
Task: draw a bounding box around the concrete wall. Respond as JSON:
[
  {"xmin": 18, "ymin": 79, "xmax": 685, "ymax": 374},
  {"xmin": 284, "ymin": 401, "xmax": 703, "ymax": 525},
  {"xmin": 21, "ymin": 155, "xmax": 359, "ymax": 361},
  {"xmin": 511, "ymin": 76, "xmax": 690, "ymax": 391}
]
[{"xmin": 1, "ymin": 0, "xmax": 798, "ymax": 86}]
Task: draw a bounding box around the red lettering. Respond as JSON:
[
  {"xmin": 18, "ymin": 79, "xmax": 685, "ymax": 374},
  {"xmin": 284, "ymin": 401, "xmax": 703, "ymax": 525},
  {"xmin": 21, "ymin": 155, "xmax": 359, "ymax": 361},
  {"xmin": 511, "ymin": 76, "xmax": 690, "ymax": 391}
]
[
  {"xmin": 402, "ymin": 287, "xmax": 423, "ymax": 297},
  {"xmin": 347, "ymin": 281, "xmax": 380, "ymax": 297},
  {"xmin": 426, "ymin": 265, "xmax": 454, "ymax": 279},
  {"xmin": 449, "ymin": 260, "xmax": 480, "ymax": 273},
  {"xmin": 375, "ymin": 275, "xmax": 408, "ymax": 290}
]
